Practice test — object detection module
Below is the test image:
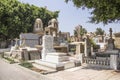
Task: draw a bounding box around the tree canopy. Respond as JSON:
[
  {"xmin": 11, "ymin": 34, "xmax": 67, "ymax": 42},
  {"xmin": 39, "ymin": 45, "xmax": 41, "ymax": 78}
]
[
  {"xmin": 65, "ymin": 0, "xmax": 120, "ymax": 24},
  {"xmin": 0, "ymin": 0, "xmax": 59, "ymax": 40},
  {"xmin": 74, "ymin": 25, "xmax": 87, "ymax": 41},
  {"xmin": 95, "ymin": 28, "xmax": 104, "ymax": 35}
]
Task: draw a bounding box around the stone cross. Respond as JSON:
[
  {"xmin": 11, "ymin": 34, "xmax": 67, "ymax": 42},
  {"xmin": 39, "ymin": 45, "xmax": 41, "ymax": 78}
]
[{"xmin": 107, "ymin": 28, "xmax": 115, "ymax": 50}]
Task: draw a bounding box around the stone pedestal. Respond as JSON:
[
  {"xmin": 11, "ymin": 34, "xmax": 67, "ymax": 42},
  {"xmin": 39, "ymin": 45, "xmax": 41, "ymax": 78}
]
[
  {"xmin": 79, "ymin": 53, "xmax": 84, "ymax": 63},
  {"xmin": 41, "ymin": 35, "xmax": 55, "ymax": 61},
  {"xmin": 110, "ymin": 53, "xmax": 118, "ymax": 70},
  {"xmin": 35, "ymin": 35, "xmax": 80, "ymax": 71},
  {"xmin": 107, "ymin": 38, "xmax": 115, "ymax": 50},
  {"xmin": 45, "ymin": 53, "xmax": 69, "ymax": 63},
  {"xmin": 38, "ymin": 51, "xmax": 76, "ymax": 70}
]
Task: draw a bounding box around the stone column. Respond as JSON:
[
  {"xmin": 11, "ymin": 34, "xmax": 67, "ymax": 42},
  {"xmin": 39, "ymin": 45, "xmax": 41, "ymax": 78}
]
[
  {"xmin": 79, "ymin": 44, "xmax": 81, "ymax": 54},
  {"xmin": 91, "ymin": 46, "xmax": 95, "ymax": 57},
  {"xmin": 84, "ymin": 38, "xmax": 88, "ymax": 57},
  {"xmin": 76, "ymin": 44, "xmax": 80, "ymax": 55},
  {"xmin": 41, "ymin": 36, "xmax": 47, "ymax": 61},
  {"xmin": 110, "ymin": 53, "xmax": 118, "ymax": 70}
]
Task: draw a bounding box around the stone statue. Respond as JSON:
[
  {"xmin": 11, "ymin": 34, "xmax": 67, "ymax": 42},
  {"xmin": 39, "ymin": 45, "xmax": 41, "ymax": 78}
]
[
  {"xmin": 45, "ymin": 18, "xmax": 58, "ymax": 37},
  {"xmin": 48, "ymin": 18, "xmax": 58, "ymax": 31},
  {"xmin": 107, "ymin": 28, "xmax": 115, "ymax": 50},
  {"xmin": 20, "ymin": 38, "xmax": 26, "ymax": 47},
  {"xmin": 33, "ymin": 18, "xmax": 43, "ymax": 33}
]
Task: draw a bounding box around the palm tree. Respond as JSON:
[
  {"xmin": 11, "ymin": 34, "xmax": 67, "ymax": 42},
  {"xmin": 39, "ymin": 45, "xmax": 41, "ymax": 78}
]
[
  {"xmin": 80, "ymin": 28, "xmax": 87, "ymax": 40},
  {"xmin": 74, "ymin": 25, "xmax": 87, "ymax": 41}
]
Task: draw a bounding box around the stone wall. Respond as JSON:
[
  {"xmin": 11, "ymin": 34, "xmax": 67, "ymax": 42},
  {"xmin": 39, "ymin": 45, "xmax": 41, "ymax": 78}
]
[
  {"xmin": 114, "ymin": 37, "xmax": 120, "ymax": 48},
  {"xmin": 4, "ymin": 49, "xmax": 41, "ymax": 61}
]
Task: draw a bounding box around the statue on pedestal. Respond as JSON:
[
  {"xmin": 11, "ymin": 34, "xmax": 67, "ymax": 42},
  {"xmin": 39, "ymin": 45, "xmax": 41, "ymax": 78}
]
[{"xmin": 107, "ymin": 28, "xmax": 115, "ymax": 50}]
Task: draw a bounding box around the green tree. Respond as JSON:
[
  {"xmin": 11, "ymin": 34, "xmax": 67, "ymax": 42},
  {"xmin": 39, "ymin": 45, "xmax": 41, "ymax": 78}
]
[
  {"xmin": 74, "ymin": 25, "xmax": 87, "ymax": 41},
  {"xmin": 80, "ymin": 27, "xmax": 87, "ymax": 38},
  {"xmin": 74, "ymin": 30, "xmax": 77, "ymax": 37},
  {"xmin": 95, "ymin": 28, "xmax": 104, "ymax": 35},
  {"xmin": 0, "ymin": 0, "xmax": 59, "ymax": 41},
  {"xmin": 65, "ymin": 0, "xmax": 120, "ymax": 24}
]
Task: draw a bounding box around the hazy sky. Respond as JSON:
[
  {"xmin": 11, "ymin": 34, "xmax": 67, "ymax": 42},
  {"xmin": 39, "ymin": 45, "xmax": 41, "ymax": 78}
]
[{"xmin": 19, "ymin": 0, "xmax": 120, "ymax": 35}]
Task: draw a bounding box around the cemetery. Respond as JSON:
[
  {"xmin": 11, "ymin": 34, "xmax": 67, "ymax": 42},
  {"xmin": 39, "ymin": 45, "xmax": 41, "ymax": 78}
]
[
  {"xmin": 1, "ymin": 17, "xmax": 120, "ymax": 72},
  {"xmin": 0, "ymin": 0, "xmax": 120, "ymax": 80}
]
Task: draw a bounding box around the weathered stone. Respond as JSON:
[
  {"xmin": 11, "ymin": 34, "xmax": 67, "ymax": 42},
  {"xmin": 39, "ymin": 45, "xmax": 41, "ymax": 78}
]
[
  {"xmin": 29, "ymin": 51, "xmax": 40, "ymax": 60},
  {"xmin": 22, "ymin": 49, "xmax": 29, "ymax": 60},
  {"xmin": 35, "ymin": 35, "xmax": 80, "ymax": 70},
  {"xmin": 20, "ymin": 33, "xmax": 41, "ymax": 47},
  {"xmin": 110, "ymin": 54, "xmax": 119, "ymax": 70}
]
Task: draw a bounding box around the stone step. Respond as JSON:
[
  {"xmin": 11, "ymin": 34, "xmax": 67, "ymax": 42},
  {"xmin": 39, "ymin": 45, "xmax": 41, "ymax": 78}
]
[
  {"xmin": 35, "ymin": 60, "xmax": 64, "ymax": 71},
  {"xmin": 62, "ymin": 61, "xmax": 75, "ymax": 69},
  {"xmin": 32, "ymin": 63, "xmax": 57, "ymax": 73},
  {"xmin": 34, "ymin": 60, "xmax": 79, "ymax": 71},
  {"xmin": 45, "ymin": 55, "xmax": 69, "ymax": 63}
]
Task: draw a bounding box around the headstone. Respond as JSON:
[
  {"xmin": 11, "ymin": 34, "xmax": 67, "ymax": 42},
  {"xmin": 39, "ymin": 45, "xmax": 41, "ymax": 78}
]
[
  {"xmin": 42, "ymin": 35, "xmax": 55, "ymax": 60},
  {"xmin": 107, "ymin": 28, "xmax": 115, "ymax": 50}
]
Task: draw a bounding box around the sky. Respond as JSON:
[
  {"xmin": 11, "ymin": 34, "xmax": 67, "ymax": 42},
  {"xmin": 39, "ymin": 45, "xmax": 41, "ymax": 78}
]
[{"xmin": 19, "ymin": 0, "xmax": 120, "ymax": 35}]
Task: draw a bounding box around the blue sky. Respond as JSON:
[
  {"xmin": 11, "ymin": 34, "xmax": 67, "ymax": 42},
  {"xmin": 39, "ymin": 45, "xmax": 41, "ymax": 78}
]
[{"xmin": 19, "ymin": 0, "xmax": 120, "ymax": 35}]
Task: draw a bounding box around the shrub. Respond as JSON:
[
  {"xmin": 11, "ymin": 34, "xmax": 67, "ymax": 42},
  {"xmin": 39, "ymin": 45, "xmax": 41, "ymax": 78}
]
[
  {"xmin": 4, "ymin": 57, "xmax": 15, "ymax": 64},
  {"xmin": 19, "ymin": 62, "xmax": 33, "ymax": 68}
]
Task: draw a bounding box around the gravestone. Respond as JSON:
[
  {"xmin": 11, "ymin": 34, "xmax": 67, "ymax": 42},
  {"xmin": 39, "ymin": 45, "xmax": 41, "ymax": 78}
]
[
  {"xmin": 42, "ymin": 35, "xmax": 69, "ymax": 63},
  {"xmin": 107, "ymin": 28, "xmax": 115, "ymax": 50},
  {"xmin": 42, "ymin": 35, "xmax": 55, "ymax": 60}
]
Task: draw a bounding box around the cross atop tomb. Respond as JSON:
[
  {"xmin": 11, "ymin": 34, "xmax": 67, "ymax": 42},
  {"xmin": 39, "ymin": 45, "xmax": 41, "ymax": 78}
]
[{"xmin": 109, "ymin": 28, "xmax": 112, "ymax": 38}]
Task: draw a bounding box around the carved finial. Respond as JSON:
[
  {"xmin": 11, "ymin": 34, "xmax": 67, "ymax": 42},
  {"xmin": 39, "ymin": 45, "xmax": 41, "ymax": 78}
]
[{"xmin": 109, "ymin": 28, "xmax": 112, "ymax": 38}]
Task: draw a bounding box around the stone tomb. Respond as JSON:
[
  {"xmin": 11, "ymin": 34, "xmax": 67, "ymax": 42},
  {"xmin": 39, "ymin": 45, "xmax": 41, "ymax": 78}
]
[
  {"xmin": 35, "ymin": 35, "xmax": 80, "ymax": 71},
  {"xmin": 20, "ymin": 33, "xmax": 41, "ymax": 47}
]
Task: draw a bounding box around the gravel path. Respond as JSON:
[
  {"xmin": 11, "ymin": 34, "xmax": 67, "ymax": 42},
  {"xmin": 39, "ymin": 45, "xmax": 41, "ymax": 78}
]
[
  {"xmin": 47, "ymin": 65, "xmax": 120, "ymax": 80},
  {"xmin": 0, "ymin": 58, "xmax": 52, "ymax": 80}
]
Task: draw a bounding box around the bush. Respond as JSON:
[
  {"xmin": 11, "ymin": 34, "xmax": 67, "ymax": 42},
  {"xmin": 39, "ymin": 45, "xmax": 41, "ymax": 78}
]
[
  {"xmin": 96, "ymin": 53, "xmax": 110, "ymax": 57},
  {"xmin": 19, "ymin": 62, "xmax": 33, "ymax": 68},
  {"xmin": 4, "ymin": 57, "xmax": 15, "ymax": 64},
  {"xmin": 0, "ymin": 52, "xmax": 4, "ymax": 58}
]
